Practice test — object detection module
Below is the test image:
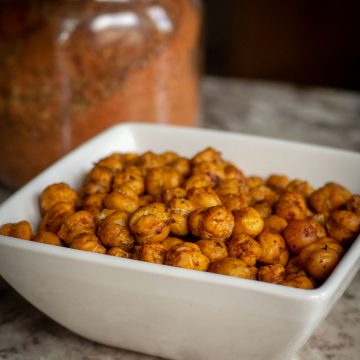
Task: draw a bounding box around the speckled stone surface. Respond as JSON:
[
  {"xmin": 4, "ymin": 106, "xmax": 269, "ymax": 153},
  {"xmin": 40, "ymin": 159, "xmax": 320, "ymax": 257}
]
[{"xmin": 1, "ymin": 76, "xmax": 359, "ymax": 360}]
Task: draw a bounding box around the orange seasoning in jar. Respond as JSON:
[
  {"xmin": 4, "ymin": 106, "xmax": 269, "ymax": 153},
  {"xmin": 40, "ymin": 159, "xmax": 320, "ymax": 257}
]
[{"xmin": 0, "ymin": 0, "xmax": 201, "ymax": 188}]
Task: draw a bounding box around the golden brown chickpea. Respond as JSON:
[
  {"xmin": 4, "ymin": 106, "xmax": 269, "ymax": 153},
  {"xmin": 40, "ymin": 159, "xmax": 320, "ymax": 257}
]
[
  {"xmin": 162, "ymin": 187, "xmax": 186, "ymax": 204},
  {"xmin": 103, "ymin": 189, "xmax": 140, "ymax": 213},
  {"xmin": 58, "ymin": 210, "xmax": 96, "ymax": 246},
  {"xmin": 298, "ymin": 237, "xmax": 344, "ymax": 281},
  {"xmin": 191, "ymin": 147, "xmax": 223, "ymax": 166},
  {"xmin": 82, "ymin": 193, "xmax": 106, "ymax": 216},
  {"xmin": 253, "ymin": 202, "xmax": 272, "ymax": 219},
  {"xmin": 250, "ymin": 185, "xmax": 279, "ymax": 206},
  {"xmin": 189, "ymin": 205, "xmax": 234, "ymax": 240},
  {"xmin": 346, "ymin": 195, "xmax": 360, "ymax": 216},
  {"xmin": 275, "ymin": 191, "xmax": 308, "ymax": 221},
  {"xmin": 216, "ymin": 179, "xmax": 246, "ymax": 197},
  {"xmin": 70, "ymin": 233, "xmax": 106, "ymax": 254},
  {"xmin": 134, "ymin": 243, "xmax": 167, "ymax": 264},
  {"xmin": 227, "ymin": 233, "xmax": 262, "ymax": 266},
  {"xmin": 138, "ymin": 194, "xmax": 155, "ymax": 206},
  {"xmin": 286, "ymin": 179, "xmax": 314, "ymax": 198},
  {"xmin": 0, "ymin": 220, "xmax": 32, "ymax": 240},
  {"xmin": 129, "ymin": 203, "xmax": 172, "ymax": 244},
  {"xmin": 170, "ymin": 157, "xmax": 191, "ymax": 178},
  {"xmin": 309, "ymin": 182, "xmax": 351, "ymax": 215},
  {"xmin": 278, "ymin": 273, "xmax": 314, "ymax": 289},
  {"xmin": 165, "ymin": 242, "xmax": 210, "ymax": 271},
  {"xmin": 266, "ymin": 174, "xmax": 290, "ymax": 194},
  {"xmin": 263, "ymin": 215, "xmax": 288, "ymax": 233},
  {"xmin": 160, "ymin": 151, "xmax": 179, "ymax": 164},
  {"xmin": 258, "ymin": 264, "xmax": 285, "ymax": 283},
  {"xmin": 96, "ymin": 153, "xmax": 124, "ymax": 172},
  {"xmin": 208, "ymin": 257, "xmax": 257, "ymax": 280},
  {"xmin": 168, "ymin": 198, "xmax": 195, "ymax": 236},
  {"xmin": 285, "ymin": 256, "xmax": 304, "ymax": 275},
  {"xmin": 196, "ymin": 239, "xmax": 228, "ymax": 263},
  {"xmin": 161, "ymin": 236, "xmax": 184, "ymax": 250},
  {"xmin": 40, "ymin": 182, "xmax": 78, "ymax": 215},
  {"xmin": 220, "ymin": 194, "xmax": 251, "ymax": 212},
  {"xmin": 94, "ymin": 209, "xmax": 116, "ymax": 225},
  {"xmin": 112, "ymin": 167, "xmax": 145, "ymax": 195},
  {"xmin": 82, "ymin": 166, "xmax": 113, "ymax": 195},
  {"xmin": 326, "ymin": 210, "xmax": 360, "ymax": 246},
  {"xmin": 283, "ymin": 219, "xmax": 326, "ymax": 254},
  {"xmin": 120, "ymin": 153, "xmax": 139, "ymax": 167},
  {"xmin": 97, "ymin": 211, "xmax": 134, "ymax": 251},
  {"xmin": 107, "ymin": 247, "xmax": 131, "ymax": 258},
  {"xmin": 224, "ymin": 164, "xmax": 246, "ymax": 182},
  {"xmin": 32, "ymin": 231, "xmax": 63, "ymax": 246},
  {"xmin": 232, "ymin": 207, "xmax": 264, "ymax": 238},
  {"xmin": 146, "ymin": 167, "xmax": 183, "ymax": 196},
  {"xmin": 136, "ymin": 151, "xmax": 165, "ymax": 173},
  {"xmin": 184, "ymin": 174, "xmax": 213, "ymax": 191},
  {"xmin": 40, "ymin": 202, "xmax": 75, "ymax": 233},
  {"xmin": 192, "ymin": 161, "xmax": 225, "ymax": 184},
  {"xmin": 186, "ymin": 186, "xmax": 222, "ymax": 209},
  {"xmin": 257, "ymin": 231, "xmax": 288, "ymax": 265},
  {"xmin": 246, "ymin": 176, "xmax": 264, "ymax": 189},
  {"xmin": 312, "ymin": 213, "xmax": 327, "ymax": 227}
]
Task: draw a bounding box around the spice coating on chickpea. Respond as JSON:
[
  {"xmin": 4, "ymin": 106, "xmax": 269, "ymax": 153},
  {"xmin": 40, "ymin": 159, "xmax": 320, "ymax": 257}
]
[{"xmin": 3, "ymin": 148, "xmax": 359, "ymax": 291}]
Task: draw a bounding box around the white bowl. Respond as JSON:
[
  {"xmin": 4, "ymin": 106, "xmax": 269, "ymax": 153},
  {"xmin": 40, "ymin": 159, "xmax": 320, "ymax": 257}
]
[{"xmin": 0, "ymin": 123, "xmax": 359, "ymax": 360}]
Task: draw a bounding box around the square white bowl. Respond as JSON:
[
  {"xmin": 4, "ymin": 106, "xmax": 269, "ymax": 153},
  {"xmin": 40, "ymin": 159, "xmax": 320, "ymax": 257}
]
[{"xmin": 0, "ymin": 123, "xmax": 359, "ymax": 360}]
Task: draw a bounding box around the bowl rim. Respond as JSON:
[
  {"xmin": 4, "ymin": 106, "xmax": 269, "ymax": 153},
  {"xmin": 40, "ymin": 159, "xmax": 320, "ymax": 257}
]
[{"xmin": 0, "ymin": 122, "xmax": 359, "ymax": 303}]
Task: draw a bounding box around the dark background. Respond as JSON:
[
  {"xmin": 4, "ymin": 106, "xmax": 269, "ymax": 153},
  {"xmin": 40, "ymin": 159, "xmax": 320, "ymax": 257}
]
[{"xmin": 204, "ymin": 0, "xmax": 360, "ymax": 90}]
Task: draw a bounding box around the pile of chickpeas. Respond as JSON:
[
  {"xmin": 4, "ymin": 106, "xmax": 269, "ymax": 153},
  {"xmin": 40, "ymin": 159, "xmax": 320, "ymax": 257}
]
[{"xmin": 1, "ymin": 148, "xmax": 359, "ymax": 289}]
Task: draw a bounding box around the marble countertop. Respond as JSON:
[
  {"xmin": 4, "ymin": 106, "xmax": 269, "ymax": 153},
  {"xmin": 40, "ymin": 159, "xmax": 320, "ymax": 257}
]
[{"xmin": 1, "ymin": 76, "xmax": 359, "ymax": 360}]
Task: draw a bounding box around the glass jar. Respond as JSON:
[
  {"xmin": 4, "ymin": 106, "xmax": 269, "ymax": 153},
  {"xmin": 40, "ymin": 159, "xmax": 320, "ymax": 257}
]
[{"xmin": 0, "ymin": 0, "xmax": 201, "ymax": 188}]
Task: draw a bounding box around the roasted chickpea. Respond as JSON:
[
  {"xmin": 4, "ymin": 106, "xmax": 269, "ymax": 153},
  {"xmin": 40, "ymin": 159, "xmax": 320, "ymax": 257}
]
[
  {"xmin": 160, "ymin": 151, "xmax": 178, "ymax": 164},
  {"xmin": 299, "ymin": 237, "xmax": 344, "ymax": 281},
  {"xmin": 161, "ymin": 236, "xmax": 184, "ymax": 250},
  {"xmin": 263, "ymin": 215, "xmax": 288, "ymax": 233},
  {"xmin": 208, "ymin": 257, "xmax": 257, "ymax": 280},
  {"xmin": 189, "ymin": 205, "xmax": 234, "ymax": 240},
  {"xmin": 216, "ymin": 179, "xmax": 247, "ymax": 197},
  {"xmin": 168, "ymin": 198, "xmax": 194, "ymax": 236},
  {"xmin": 96, "ymin": 153, "xmax": 123, "ymax": 172},
  {"xmin": 82, "ymin": 166, "xmax": 113, "ymax": 195},
  {"xmin": 224, "ymin": 164, "xmax": 245, "ymax": 182},
  {"xmin": 138, "ymin": 194, "xmax": 155, "ymax": 206},
  {"xmin": 220, "ymin": 194, "xmax": 250, "ymax": 212},
  {"xmin": 186, "ymin": 186, "xmax": 222, "ymax": 209},
  {"xmin": 246, "ymin": 176, "xmax": 264, "ymax": 189},
  {"xmin": 196, "ymin": 239, "xmax": 228, "ymax": 263},
  {"xmin": 136, "ymin": 151, "xmax": 165, "ymax": 172},
  {"xmin": 346, "ymin": 195, "xmax": 360, "ymax": 216},
  {"xmin": 326, "ymin": 210, "xmax": 360, "ymax": 246},
  {"xmin": 129, "ymin": 203, "xmax": 172, "ymax": 244},
  {"xmin": 94, "ymin": 209, "xmax": 116, "ymax": 224},
  {"xmin": 112, "ymin": 167, "xmax": 145, "ymax": 195},
  {"xmin": 250, "ymin": 185, "xmax": 279, "ymax": 205},
  {"xmin": 191, "ymin": 147, "xmax": 223, "ymax": 166},
  {"xmin": 232, "ymin": 207, "xmax": 264, "ymax": 238},
  {"xmin": 120, "ymin": 153, "xmax": 139, "ymax": 167},
  {"xmin": 192, "ymin": 161, "xmax": 225, "ymax": 184},
  {"xmin": 227, "ymin": 233, "xmax": 262, "ymax": 266},
  {"xmin": 134, "ymin": 243, "xmax": 167, "ymax": 264},
  {"xmin": 257, "ymin": 231, "xmax": 288, "ymax": 265},
  {"xmin": 275, "ymin": 191, "xmax": 308, "ymax": 221},
  {"xmin": 170, "ymin": 157, "xmax": 191, "ymax": 178},
  {"xmin": 266, "ymin": 175, "xmax": 290, "ymax": 194},
  {"xmin": 107, "ymin": 247, "xmax": 131, "ymax": 258},
  {"xmin": 309, "ymin": 182, "xmax": 351, "ymax": 215},
  {"xmin": 285, "ymin": 256, "xmax": 304, "ymax": 274},
  {"xmin": 258, "ymin": 264, "xmax": 285, "ymax": 283},
  {"xmin": 162, "ymin": 187, "xmax": 186, "ymax": 204},
  {"xmin": 70, "ymin": 233, "xmax": 106, "ymax": 254},
  {"xmin": 40, "ymin": 202, "xmax": 75, "ymax": 233},
  {"xmin": 58, "ymin": 210, "xmax": 96, "ymax": 246},
  {"xmin": 184, "ymin": 174, "xmax": 213, "ymax": 191},
  {"xmin": 146, "ymin": 167, "xmax": 183, "ymax": 196},
  {"xmin": 253, "ymin": 202, "xmax": 272, "ymax": 219},
  {"xmin": 0, "ymin": 220, "xmax": 32, "ymax": 240},
  {"xmin": 32, "ymin": 231, "xmax": 62, "ymax": 246},
  {"xmin": 97, "ymin": 211, "xmax": 134, "ymax": 251},
  {"xmin": 283, "ymin": 219, "xmax": 326, "ymax": 254},
  {"xmin": 103, "ymin": 189, "xmax": 140, "ymax": 213},
  {"xmin": 40, "ymin": 182, "xmax": 78, "ymax": 215},
  {"xmin": 278, "ymin": 273, "xmax": 314, "ymax": 289},
  {"xmin": 165, "ymin": 242, "xmax": 210, "ymax": 271},
  {"xmin": 286, "ymin": 179, "xmax": 314, "ymax": 198},
  {"xmin": 82, "ymin": 193, "xmax": 106, "ymax": 216}
]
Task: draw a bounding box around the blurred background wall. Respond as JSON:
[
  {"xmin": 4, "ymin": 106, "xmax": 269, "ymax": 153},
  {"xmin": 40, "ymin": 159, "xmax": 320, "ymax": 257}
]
[{"xmin": 204, "ymin": 0, "xmax": 360, "ymax": 90}]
